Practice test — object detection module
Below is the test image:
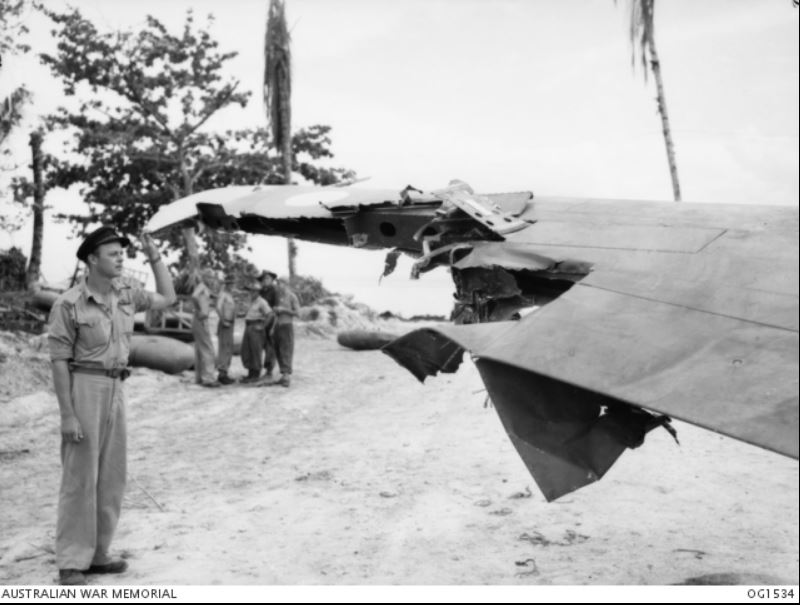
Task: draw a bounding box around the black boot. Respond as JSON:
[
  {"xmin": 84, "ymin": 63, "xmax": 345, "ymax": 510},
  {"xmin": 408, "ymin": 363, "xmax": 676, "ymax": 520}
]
[
  {"xmin": 241, "ymin": 369, "xmax": 260, "ymax": 383},
  {"xmin": 218, "ymin": 370, "xmax": 234, "ymax": 385}
]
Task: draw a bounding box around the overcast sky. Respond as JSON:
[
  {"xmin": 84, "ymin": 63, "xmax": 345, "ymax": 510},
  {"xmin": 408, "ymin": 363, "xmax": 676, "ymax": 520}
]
[{"xmin": 1, "ymin": 0, "xmax": 798, "ymax": 315}]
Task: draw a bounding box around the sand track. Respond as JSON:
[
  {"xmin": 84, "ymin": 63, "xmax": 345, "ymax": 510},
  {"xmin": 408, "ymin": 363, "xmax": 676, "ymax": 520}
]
[{"xmin": 1, "ymin": 333, "xmax": 797, "ymax": 585}]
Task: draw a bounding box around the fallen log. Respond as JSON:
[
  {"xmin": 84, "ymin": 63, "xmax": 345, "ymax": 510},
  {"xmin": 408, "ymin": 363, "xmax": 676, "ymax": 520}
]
[{"xmin": 336, "ymin": 330, "xmax": 399, "ymax": 351}]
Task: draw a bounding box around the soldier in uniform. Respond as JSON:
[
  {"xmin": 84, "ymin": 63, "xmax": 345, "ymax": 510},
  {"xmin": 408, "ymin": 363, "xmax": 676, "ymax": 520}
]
[
  {"xmin": 47, "ymin": 227, "xmax": 176, "ymax": 585},
  {"xmin": 239, "ymin": 281, "xmax": 272, "ymax": 383},
  {"xmin": 258, "ymin": 270, "xmax": 278, "ymax": 382},
  {"xmin": 215, "ymin": 274, "xmax": 236, "ymax": 385},
  {"xmin": 190, "ymin": 269, "xmax": 220, "ymax": 388},
  {"xmin": 271, "ymin": 278, "xmax": 300, "ymax": 387}
]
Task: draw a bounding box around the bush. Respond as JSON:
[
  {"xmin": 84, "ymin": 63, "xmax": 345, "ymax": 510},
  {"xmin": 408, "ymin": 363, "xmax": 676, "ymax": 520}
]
[
  {"xmin": 0, "ymin": 247, "xmax": 27, "ymax": 291},
  {"xmin": 289, "ymin": 275, "xmax": 333, "ymax": 307}
]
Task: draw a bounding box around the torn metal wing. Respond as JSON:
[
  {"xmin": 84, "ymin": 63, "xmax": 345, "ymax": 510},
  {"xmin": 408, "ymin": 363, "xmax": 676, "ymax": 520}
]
[
  {"xmin": 146, "ymin": 185, "xmax": 799, "ymax": 501},
  {"xmin": 384, "ymin": 198, "xmax": 799, "ymax": 499},
  {"xmin": 146, "ymin": 184, "xmax": 531, "ymax": 253}
]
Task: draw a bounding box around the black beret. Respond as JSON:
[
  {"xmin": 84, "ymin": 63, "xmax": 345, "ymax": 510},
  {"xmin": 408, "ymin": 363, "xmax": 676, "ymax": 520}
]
[
  {"xmin": 76, "ymin": 226, "xmax": 132, "ymax": 262},
  {"xmin": 259, "ymin": 270, "xmax": 278, "ymax": 280}
]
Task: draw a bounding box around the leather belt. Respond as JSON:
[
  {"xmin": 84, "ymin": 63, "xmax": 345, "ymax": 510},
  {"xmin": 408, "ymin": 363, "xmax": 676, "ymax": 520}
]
[{"xmin": 70, "ymin": 365, "xmax": 131, "ymax": 381}]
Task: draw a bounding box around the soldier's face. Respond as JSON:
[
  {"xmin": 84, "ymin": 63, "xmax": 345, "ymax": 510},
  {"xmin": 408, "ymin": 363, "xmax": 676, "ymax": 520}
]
[{"xmin": 90, "ymin": 242, "xmax": 124, "ymax": 278}]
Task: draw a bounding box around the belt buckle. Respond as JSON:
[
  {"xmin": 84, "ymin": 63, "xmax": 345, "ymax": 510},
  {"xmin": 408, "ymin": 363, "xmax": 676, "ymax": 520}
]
[{"xmin": 108, "ymin": 368, "xmax": 130, "ymax": 380}]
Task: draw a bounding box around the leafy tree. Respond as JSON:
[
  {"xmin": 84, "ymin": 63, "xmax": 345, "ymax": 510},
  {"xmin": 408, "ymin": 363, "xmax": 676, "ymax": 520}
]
[
  {"xmin": 1, "ymin": 0, "xmax": 44, "ymax": 290},
  {"xmin": 0, "ymin": 0, "xmax": 30, "ymax": 146},
  {"xmin": 621, "ymin": 0, "xmax": 681, "ymax": 201},
  {"xmin": 1, "ymin": 0, "xmax": 31, "ymax": 236},
  {"xmin": 28, "ymin": 6, "xmax": 354, "ymax": 271}
]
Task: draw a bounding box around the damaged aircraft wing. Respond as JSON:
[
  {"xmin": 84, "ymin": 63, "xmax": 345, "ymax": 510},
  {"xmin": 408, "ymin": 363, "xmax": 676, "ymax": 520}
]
[{"xmin": 146, "ymin": 182, "xmax": 799, "ymax": 501}]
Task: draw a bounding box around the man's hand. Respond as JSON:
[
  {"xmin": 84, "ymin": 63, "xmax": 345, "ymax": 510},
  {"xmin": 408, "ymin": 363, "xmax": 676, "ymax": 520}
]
[
  {"xmin": 139, "ymin": 232, "xmax": 160, "ymax": 262},
  {"xmin": 61, "ymin": 416, "xmax": 84, "ymax": 444}
]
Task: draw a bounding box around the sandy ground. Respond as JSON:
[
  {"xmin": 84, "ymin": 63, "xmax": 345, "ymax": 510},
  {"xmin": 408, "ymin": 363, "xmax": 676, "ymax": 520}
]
[{"xmin": 0, "ymin": 331, "xmax": 797, "ymax": 586}]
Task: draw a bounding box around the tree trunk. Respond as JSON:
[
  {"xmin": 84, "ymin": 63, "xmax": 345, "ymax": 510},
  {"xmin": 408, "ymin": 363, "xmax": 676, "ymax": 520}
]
[
  {"xmin": 26, "ymin": 131, "xmax": 45, "ymax": 289},
  {"xmin": 180, "ymin": 152, "xmax": 201, "ymax": 271},
  {"xmin": 647, "ymin": 34, "xmax": 681, "ymax": 202},
  {"xmin": 182, "ymin": 225, "xmax": 200, "ymax": 272}
]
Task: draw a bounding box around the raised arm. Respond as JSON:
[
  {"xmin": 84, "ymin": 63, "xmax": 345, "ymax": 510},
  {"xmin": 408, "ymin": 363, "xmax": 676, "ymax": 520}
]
[{"xmin": 140, "ymin": 232, "xmax": 176, "ymax": 310}]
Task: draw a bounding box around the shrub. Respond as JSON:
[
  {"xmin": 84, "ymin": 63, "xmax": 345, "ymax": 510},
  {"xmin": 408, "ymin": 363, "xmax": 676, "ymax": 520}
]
[
  {"xmin": 289, "ymin": 275, "xmax": 333, "ymax": 307},
  {"xmin": 0, "ymin": 247, "xmax": 27, "ymax": 291}
]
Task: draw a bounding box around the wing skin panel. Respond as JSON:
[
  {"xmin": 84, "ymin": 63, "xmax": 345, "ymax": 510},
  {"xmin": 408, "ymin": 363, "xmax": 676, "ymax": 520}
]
[
  {"xmin": 516, "ymin": 221, "xmax": 726, "ymax": 253},
  {"xmin": 147, "ymin": 186, "xmax": 260, "ymax": 233},
  {"xmin": 384, "ymin": 332, "xmax": 675, "ymax": 500},
  {"xmin": 406, "ymin": 286, "xmax": 799, "ymax": 459},
  {"xmin": 525, "ymin": 197, "xmax": 798, "ymax": 234}
]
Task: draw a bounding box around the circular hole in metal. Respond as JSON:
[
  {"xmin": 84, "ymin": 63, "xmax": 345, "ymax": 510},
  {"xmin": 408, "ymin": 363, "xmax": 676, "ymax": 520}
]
[{"xmin": 380, "ymin": 222, "xmax": 397, "ymax": 237}]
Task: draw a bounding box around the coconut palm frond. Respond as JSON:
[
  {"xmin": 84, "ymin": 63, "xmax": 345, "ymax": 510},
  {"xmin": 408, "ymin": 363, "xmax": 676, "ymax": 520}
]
[
  {"xmin": 263, "ymin": 0, "xmax": 291, "ymax": 149},
  {"xmin": 627, "ymin": 0, "xmax": 654, "ymax": 81}
]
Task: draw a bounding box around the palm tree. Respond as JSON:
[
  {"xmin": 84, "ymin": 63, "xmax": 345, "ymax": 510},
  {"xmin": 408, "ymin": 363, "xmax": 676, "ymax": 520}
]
[
  {"xmin": 624, "ymin": 0, "xmax": 681, "ymax": 201},
  {"xmin": 263, "ymin": 0, "xmax": 297, "ymax": 278}
]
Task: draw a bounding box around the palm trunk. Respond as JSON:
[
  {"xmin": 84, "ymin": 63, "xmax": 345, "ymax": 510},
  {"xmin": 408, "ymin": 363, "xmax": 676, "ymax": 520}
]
[
  {"xmin": 283, "ymin": 150, "xmax": 297, "ymax": 279},
  {"xmin": 279, "ymin": 69, "xmax": 296, "ymax": 279},
  {"xmin": 26, "ymin": 131, "xmax": 45, "ymax": 288},
  {"xmin": 265, "ymin": 0, "xmax": 294, "ymax": 279},
  {"xmin": 646, "ymin": 34, "xmax": 681, "ymax": 202}
]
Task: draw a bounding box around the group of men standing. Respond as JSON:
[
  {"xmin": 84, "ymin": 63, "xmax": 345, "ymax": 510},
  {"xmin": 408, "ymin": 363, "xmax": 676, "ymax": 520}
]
[
  {"xmin": 233, "ymin": 268, "xmax": 300, "ymax": 388},
  {"xmin": 189, "ymin": 267, "xmax": 299, "ymax": 388}
]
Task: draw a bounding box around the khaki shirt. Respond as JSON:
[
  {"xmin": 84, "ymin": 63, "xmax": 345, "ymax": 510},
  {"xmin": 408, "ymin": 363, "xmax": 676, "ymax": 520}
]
[
  {"xmin": 244, "ymin": 296, "xmax": 271, "ymax": 322},
  {"xmin": 275, "ymin": 286, "xmax": 300, "ymax": 325},
  {"xmin": 216, "ymin": 290, "xmax": 236, "ymax": 326},
  {"xmin": 48, "ymin": 278, "xmax": 155, "ymax": 370},
  {"xmin": 191, "ymin": 282, "xmax": 211, "ymax": 320}
]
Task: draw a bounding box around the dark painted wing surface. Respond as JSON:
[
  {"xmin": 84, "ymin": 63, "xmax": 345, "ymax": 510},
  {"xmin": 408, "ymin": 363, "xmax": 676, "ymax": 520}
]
[{"xmin": 385, "ymin": 199, "xmax": 798, "ymax": 499}]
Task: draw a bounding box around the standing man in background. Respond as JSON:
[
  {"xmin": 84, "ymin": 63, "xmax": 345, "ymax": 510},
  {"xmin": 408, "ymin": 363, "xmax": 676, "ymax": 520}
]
[
  {"xmin": 47, "ymin": 228, "xmax": 176, "ymax": 586},
  {"xmin": 216, "ymin": 274, "xmax": 236, "ymax": 385},
  {"xmin": 240, "ymin": 281, "xmax": 272, "ymax": 383},
  {"xmin": 271, "ymin": 278, "xmax": 300, "ymax": 387},
  {"xmin": 190, "ymin": 269, "xmax": 220, "ymax": 388},
  {"xmin": 258, "ymin": 270, "xmax": 278, "ymax": 382}
]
